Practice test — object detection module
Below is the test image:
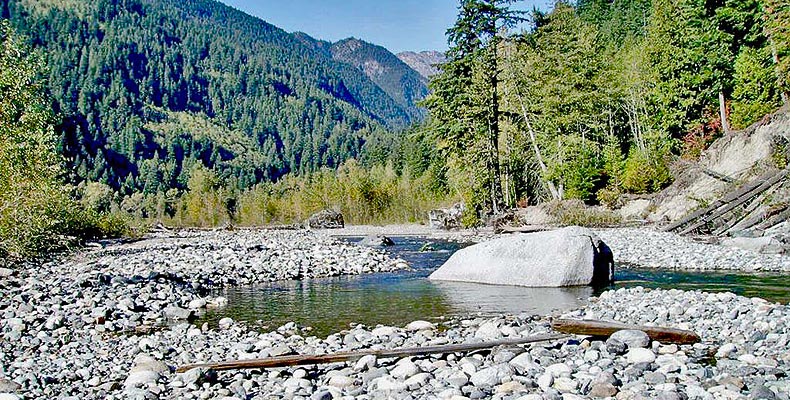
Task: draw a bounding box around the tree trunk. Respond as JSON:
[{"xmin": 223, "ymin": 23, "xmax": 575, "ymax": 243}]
[
  {"xmin": 176, "ymin": 334, "xmax": 567, "ymax": 373},
  {"xmin": 488, "ymin": 44, "xmax": 505, "ymax": 215},
  {"xmin": 719, "ymin": 91, "xmax": 730, "ymax": 134},
  {"xmin": 551, "ymin": 319, "xmax": 700, "ymax": 344}
]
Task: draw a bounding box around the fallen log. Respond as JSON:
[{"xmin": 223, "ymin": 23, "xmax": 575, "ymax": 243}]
[
  {"xmin": 176, "ymin": 333, "xmax": 567, "ymax": 373},
  {"xmin": 679, "ymin": 169, "xmax": 789, "ymax": 235},
  {"xmin": 662, "ymin": 170, "xmax": 778, "ymax": 232},
  {"xmin": 755, "ymin": 206, "xmax": 790, "ymax": 231},
  {"xmin": 551, "ymin": 319, "xmax": 700, "ymax": 345}
]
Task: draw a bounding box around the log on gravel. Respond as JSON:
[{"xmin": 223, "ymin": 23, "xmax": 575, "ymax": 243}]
[
  {"xmin": 551, "ymin": 319, "xmax": 701, "ymax": 344},
  {"xmin": 176, "ymin": 333, "xmax": 567, "ymax": 373}
]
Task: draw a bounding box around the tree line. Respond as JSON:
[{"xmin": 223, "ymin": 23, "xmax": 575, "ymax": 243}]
[{"xmin": 422, "ymin": 0, "xmax": 789, "ymax": 224}]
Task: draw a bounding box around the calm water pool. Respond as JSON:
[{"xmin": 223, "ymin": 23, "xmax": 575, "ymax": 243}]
[{"xmin": 202, "ymin": 236, "xmax": 790, "ymax": 336}]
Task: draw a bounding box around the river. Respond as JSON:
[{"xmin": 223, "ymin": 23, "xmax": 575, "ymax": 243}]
[{"xmin": 202, "ymin": 236, "xmax": 790, "ymax": 336}]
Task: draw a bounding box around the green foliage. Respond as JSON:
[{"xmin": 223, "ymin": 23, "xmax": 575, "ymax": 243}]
[
  {"xmin": 5, "ymin": 0, "xmax": 422, "ymax": 196},
  {"xmin": 234, "ymin": 160, "xmax": 448, "ymax": 226},
  {"xmin": 0, "ymin": 22, "xmax": 128, "ymax": 258},
  {"xmin": 622, "ymin": 135, "xmax": 674, "ymax": 193},
  {"xmin": 544, "ymin": 200, "xmax": 623, "ymax": 227},
  {"xmin": 731, "ymin": 47, "xmax": 783, "ymax": 128},
  {"xmin": 763, "ymin": 0, "xmax": 790, "ymax": 99},
  {"xmin": 546, "ymin": 135, "xmax": 603, "ymax": 201},
  {"xmin": 176, "ymin": 166, "xmax": 234, "ymax": 227},
  {"xmin": 423, "ymin": 0, "xmax": 526, "ymax": 219}
]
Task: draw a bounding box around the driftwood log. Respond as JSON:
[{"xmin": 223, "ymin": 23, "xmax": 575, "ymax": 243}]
[
  {"xmin": 176, "ymin": 333, "xmax": 567, "ymax": 373},
  {"xmin": 551, "ymin": 319, "xmax": 701, "ymax": 344},
  {"xmin": 662, "ymin": 170, "xmax": 785, "ymax": 233}
]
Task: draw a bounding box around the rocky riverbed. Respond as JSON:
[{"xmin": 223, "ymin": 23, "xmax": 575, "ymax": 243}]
[
  {"xmin": 595, "ymin": 228, "xmax": 790, "ymax": 272},
  {"xmin": 1, "ymin": 227, "xmax": 789, "ymax": 399}
]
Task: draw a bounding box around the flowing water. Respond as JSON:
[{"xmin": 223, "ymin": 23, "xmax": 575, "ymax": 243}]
[{"xmin": 203, "ymin": 236, "xmax": 790, "ymax": 336}]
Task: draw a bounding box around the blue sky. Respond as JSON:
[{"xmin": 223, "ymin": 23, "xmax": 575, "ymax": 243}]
[{"xmin": 219, "ymin": 0, "xmax": 549, "ymax": 53}]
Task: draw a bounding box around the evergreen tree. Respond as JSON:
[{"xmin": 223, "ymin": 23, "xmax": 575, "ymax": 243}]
[{"xmin": 424, "ymin": 0, "xmax": 524, "ymax": 221}]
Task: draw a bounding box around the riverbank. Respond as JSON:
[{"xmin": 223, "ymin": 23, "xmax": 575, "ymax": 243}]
[
  {"xmin": 323, "ymin": 224, "xmax": 790, "ymax": 272},
  {"xmin": 1, "ymin": 227, "xmax": 789, "ymax": 399}
]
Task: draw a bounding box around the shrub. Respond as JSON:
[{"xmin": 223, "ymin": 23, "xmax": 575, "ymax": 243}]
[{"xmin": 622, "ymin": 135, "xmax": 673, "ymax": 194}]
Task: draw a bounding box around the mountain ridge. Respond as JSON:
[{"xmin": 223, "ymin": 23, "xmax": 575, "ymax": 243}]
[
  {"xmin": 396, "ymin": 51, "xmax": 447, "ymax": 82},
  {"xmin": 4, "ymin": 0, "xmax": 427, "ymax": 193}
]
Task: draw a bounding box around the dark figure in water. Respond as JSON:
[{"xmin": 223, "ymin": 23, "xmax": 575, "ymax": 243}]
[{"xmin": 591, "ymin": 239, "xmax": 615, "ymax": 287}]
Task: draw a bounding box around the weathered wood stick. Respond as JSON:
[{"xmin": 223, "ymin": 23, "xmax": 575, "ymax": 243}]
[
  {"xmin": 551, "ymin": 319, "xmax": 700, "ymax": 344},
  {"xmin": 755, "ymin": 206, "xmax": 790, "ymax": 231},
  {"xmin": 679, "ymin": 169, "xmax": 789, "ymax": 235},
  {"xmin": 496, "ymin": 225, "xmax": 550, "ymax": 234},
  {"xmin": 176, "ymin": 333, "xmax": 567, "ymax": 373},
  {"xmin": 662, "ymin": 170, "xmax": 777, "ymax": 232}
]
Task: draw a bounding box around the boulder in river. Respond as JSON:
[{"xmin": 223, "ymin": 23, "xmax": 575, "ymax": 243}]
[
  {"xmin": 428, "ymin": 226, "xmax": 614, "ymax": 287},
  {"xmin": 305, "ymin": 209, "xmax": 345, "ymax": 229}
]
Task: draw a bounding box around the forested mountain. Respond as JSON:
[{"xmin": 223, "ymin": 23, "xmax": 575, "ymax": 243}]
[
  {"xmin": 397, "ymin": 51, "xmax": 447, "ymax": 81},
  {"xmin": 293, "ymin": 34, "xmax": 430, "ymax": 121},
  {"xmin": 2, "ymin": 0, "xmax": 425, "ymax": 194},
  {"xmin": 330, "ymin": 38, "xmax": 429, "ymax": 119}
]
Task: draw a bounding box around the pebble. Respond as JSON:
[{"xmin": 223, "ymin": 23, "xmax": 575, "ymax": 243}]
[
  {"xmin": 609, "ymin": 329, "xmax": 650, "ymax": 349},
  {"xmin": 626, "ymin": 348, "xmax": 657, "ymax": 364},
  {"xmin": 2, "ymin": 228, "xmax": 790, "ymax": 399}
]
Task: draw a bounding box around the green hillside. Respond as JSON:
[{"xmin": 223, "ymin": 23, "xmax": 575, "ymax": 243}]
[{"xmin": 3, "ymin": 0, "xmax": 422, "ymax": 193}]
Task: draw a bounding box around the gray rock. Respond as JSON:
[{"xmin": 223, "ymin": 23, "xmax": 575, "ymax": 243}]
[
  {"xmin": 445, "ymin": 370, "xmax": 469, "ymax": 388},
  {"xmin": 359, "ymin": 235, "xmax": 395, "ymax": 247},
  {"xmin": 178, "ymin": 367, "xmax": 207, "ymax": 386},
  {"xmin": 609, "ymin": 330, "xmax": 650, "ymax": 349},
  {"xmin": 749, "ymin": 385, "xmax": 777, "ymax": 400},
  {"xmin": 626, "ymin": 348, "xmax": 656, "ymax": 364},
  {"xmin": 124, "ymin": 370, "xmax": 159, "ymax": 388},
  {"xmin": 0, "ymin": 379, "xmax": 20, "ymax": 393},
  {"xmin": 606, "ymin": 338, "xmax": 627, "ymax": 355},
  {"xmin": 163, "ymin": 306, "xmax": 192, "ymax": 320},
  {"xmin": 428, "ymin": 203, "xmax": 464, "ymax": 230},
  {"xmin": 306, "ymin": 209, "xmax": 344, "ymax": 229},
  {"xmin": 510, "ymin": 352, "xmax": 539, "ymax": 374},
  {"xmin": 722, "ymin": 236, "xmax": 784, "ymax": 254},
  {"xmin": 405, "ymin": 320, "xmax": 434, "ymax": 331},
  {"xmin": 391, "ymin": 361, "xmax": 420, "ymax": 379},
  {"xmin": 589, "ymin": 383, "xmax": 619, "ymax": 398},
  {"xmin": 429, "ymin": 226, "xmax": 614, "ymax": 287},
  {"xmin": 470, "ymin": 367, "xmax": 500, "ymax": 387},
  {"xmin": 311, "ymin": 390, "xmax": 333, "ymax": 400}
]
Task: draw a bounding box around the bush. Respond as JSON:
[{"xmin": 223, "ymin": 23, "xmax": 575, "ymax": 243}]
[
  {"xmin": 730, "ymin": 47, "xmax": 783, "ymax": 130},
  {"xmin": 622, "ymin": 136, "xmax": 673, "ymax": 194},
  {"xmin": 233, "ymin": 160, "xmax": 450, "ymax": 227},
  {"xmin": 546, "ymin": 135, "xmax": 603, "ymax": 202}
]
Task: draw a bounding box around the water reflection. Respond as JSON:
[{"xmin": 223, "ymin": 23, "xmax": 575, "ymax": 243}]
[{"xmin": 429, "ymin": 280, "xmax": 591, "ymax": 316}]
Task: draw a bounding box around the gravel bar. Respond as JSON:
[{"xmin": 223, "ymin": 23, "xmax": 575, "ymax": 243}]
[{"xmin": 0, "ymin": 228, "xmax": 789, "ymax": 399}]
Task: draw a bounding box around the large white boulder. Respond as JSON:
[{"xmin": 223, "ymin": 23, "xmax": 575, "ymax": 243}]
[{"xmin": 428, "ymin": 226, "xmax": 613, "ymax": 287}]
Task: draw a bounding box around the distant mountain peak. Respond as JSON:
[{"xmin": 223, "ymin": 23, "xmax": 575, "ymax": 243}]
[
  {"xmin": 330, "ymin": 37, "xmax": 429, "ymax": 116},
  {"xmin": 396, "ymin": 51, "xmax": 446, "ymax": 81}
]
